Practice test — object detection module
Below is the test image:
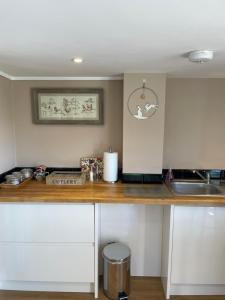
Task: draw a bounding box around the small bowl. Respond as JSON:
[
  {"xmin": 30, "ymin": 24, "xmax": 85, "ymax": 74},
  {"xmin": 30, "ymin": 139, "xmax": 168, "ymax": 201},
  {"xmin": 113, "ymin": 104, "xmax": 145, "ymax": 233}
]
[
  {"xmin": 21, "ymin": 168, "xmax": 33, "ymax": 178},
  {"xmin": 5, "ymin": 175, "xmax": 20, "ymax": 185},
  {"xmin": 12, "ymin": 172, "xmax": 25, "ymax": 181}
]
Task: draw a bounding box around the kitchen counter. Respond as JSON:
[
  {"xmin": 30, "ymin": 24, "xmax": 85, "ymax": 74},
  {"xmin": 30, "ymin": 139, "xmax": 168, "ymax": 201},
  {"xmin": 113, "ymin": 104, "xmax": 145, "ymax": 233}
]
[
  {"xmin": 0, "ymin": 180, "xmax": 225, "ymax": 205},
  {"xmin": 0, "ymin": 180, "xmax": 225, "ymax": 299}
]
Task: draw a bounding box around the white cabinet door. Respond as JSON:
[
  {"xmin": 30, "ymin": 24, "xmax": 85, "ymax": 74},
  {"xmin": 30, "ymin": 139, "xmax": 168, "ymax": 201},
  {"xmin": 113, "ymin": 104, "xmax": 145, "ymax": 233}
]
[
  {"xmin": 0, "ymin": 204, "xmax": 94, "ymax": 243},
  {"xmin": 0, "ymin": 243, "xmax": 94, "ymax": 283},
  {"xmin": 171, "ymin": 206, "xmax": 225, "ymax": 284}
]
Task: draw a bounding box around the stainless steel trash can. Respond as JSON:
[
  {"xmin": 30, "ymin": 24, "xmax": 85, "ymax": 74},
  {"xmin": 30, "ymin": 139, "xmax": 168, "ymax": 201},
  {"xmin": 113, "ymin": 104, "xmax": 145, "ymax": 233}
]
[{"xmin": 103, "ymin": 242, "xmax": 131, "ymax": 300}]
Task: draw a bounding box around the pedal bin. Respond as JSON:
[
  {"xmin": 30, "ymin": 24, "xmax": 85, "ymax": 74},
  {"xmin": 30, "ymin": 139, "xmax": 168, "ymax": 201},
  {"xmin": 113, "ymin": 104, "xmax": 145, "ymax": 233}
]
[{"xmin": 103, "ymin": 242, "xmax": 131, "ymax": 300}]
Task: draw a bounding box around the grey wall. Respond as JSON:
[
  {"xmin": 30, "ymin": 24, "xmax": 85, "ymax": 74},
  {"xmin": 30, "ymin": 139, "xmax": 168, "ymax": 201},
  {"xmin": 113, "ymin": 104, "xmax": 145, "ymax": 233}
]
[
  {"xmin": 4, "ymin": 77, "xmax": 225, "ymax": 171},
  {"xmin": 123, "ymin": 73, "xmax": 166, "ymax": 174},
  {"xmin": 12, "ymin": 80, "xmax": 123, "ymax": 167},
  {"xmin": 0, "ymin": 76, "xmax": 15, "ymax": 173},
  {"xmin": 100, "ymin": 204, "xmax": 163, "ymax": 276},
  {"xmin": 164, "ymin": 78, "xmax": 225, "ymax": 169}
]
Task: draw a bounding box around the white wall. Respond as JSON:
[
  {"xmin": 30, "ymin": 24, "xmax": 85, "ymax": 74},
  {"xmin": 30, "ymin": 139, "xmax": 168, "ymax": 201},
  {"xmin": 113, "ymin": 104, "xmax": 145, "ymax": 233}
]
[
  {"xmin": 100, "ymin": 204, "xmax": 163, "ymax": 276},
  {"xmin": 0, "ymin": 76, "xmax": 15, "ymax": 173},
  {"xmin": 164, "ymin": 78, "xmax": 225, "ymax": 169}
]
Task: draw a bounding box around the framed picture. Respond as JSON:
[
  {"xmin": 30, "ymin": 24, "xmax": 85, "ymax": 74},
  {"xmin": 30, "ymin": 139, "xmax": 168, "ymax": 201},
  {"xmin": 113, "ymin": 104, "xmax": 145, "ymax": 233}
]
[{"xmin": 31, "ymin": 88, "xmax": 103, "ymax": 124}]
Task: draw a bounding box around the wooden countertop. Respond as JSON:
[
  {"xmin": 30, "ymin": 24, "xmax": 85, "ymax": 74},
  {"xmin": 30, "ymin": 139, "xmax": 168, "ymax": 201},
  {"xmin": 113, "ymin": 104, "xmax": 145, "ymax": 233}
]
[{"xmin": 0, "ymin": 180, "xmax": 225, "ymax": 205}]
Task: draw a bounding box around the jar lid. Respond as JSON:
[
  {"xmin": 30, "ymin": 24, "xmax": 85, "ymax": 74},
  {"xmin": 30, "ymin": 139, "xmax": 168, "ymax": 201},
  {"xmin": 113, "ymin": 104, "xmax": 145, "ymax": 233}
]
[{"xmin": 103, "ymin": 242, "xmax": 131, "ymax": 262}]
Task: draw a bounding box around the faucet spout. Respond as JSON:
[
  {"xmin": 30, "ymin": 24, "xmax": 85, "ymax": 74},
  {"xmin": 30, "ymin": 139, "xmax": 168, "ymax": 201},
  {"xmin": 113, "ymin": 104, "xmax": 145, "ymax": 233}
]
[
  {"xmin": 193, "ymin": 170, "xmax": 210, "ymax": 184},
  {"xmin": 206, "ymin": 171, "xmax": 211, "ymax": 185}
]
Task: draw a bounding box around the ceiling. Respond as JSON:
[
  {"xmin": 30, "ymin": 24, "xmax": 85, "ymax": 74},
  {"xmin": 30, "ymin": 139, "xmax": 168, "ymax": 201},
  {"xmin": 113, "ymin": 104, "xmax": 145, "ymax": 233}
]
[{"xmin": 1, "ymin": 0, "xmax": 225, "ymax": 78}]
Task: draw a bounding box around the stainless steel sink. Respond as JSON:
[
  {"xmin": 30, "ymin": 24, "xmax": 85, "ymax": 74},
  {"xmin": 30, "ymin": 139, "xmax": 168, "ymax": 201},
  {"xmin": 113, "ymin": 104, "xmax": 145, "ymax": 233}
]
[{"xmin": 170, "ymin": 181, "xmax": 223, "ymax": 196}]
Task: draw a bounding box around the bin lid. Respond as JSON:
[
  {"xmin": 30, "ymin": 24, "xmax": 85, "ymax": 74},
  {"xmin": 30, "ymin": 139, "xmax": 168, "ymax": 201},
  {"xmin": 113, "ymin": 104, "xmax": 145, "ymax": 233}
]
[{"xmin": 103, "ymin": 242, "xmax": 131, "ymax": 262}]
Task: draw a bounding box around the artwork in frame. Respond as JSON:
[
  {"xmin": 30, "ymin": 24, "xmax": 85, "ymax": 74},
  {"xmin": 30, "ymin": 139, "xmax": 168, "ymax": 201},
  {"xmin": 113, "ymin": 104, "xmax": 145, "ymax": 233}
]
[{"xmin": 31, "ymin": 88, "xmax": 103, "ymax": 124}]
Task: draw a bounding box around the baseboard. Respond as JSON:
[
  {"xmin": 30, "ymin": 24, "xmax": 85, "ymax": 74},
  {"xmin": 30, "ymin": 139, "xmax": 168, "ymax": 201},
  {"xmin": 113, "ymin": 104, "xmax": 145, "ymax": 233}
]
[
  {"xmin": 0, "ymin": 281, "xmax": 94, "ymax": 293},
  {"xmin": 170, "ymin": 283, "xmax": 225, "ymax": 295}
]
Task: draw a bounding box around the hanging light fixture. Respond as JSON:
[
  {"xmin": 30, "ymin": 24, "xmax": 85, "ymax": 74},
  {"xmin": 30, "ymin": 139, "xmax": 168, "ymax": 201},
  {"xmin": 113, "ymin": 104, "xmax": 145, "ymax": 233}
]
[{"xmin": 127, "ymin": 79, "xmax": 159, "ymax": 120}]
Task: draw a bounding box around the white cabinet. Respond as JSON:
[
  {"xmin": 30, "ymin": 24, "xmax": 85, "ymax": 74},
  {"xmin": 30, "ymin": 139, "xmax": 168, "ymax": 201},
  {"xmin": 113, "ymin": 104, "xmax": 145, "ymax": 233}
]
[
  {"xmin": 161, "ymin": 206, "xmax": 225, "ymax": 298},
  {"xmin": 0, "ymin": 243, "xmax": 94, "ymax": 282},
  {"xmin": 0, "ymin": 204, "xmax": 94, "ymax": 243},
  {"xmin": 171, "ymin": 206, "xmax": 225, "ymax": 285},
  {"xmin": 0, "ymin": 203, "xmax": 98, "ymax": 297}
]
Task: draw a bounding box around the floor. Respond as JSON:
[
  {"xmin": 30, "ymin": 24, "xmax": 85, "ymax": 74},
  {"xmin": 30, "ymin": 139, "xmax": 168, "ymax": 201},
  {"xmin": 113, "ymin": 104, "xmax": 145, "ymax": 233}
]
[{"xmin": 0, "ymin": 278, "xmax": 224, "ymax": 300}]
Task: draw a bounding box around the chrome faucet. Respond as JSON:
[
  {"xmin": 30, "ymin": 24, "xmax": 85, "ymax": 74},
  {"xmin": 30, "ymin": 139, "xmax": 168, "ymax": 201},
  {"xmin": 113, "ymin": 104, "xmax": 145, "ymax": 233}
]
[
  {"xmin": 193, "ymin": 170, "xmax": 210, "ymax": 184},
  {"xmin": 165, "ymin": 168, "xmax": 174, "ymax": 183}
]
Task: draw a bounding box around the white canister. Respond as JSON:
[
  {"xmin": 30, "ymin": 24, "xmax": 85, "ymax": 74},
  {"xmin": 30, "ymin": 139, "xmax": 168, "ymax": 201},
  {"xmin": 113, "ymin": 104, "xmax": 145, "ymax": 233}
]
[{"xmin": 103, "ymin": 152, "xmax": 118, "ymax": 183}]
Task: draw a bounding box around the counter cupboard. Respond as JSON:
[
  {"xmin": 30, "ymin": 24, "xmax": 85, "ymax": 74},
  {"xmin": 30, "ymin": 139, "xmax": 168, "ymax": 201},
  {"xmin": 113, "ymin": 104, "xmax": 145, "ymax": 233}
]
[
  {"xmin": 0, "ymin": 182, "xmax": 225, "ymax": 299},
  {"xmin": 0, "ymin": 203, "xmax": 99, "ymax": 298},
  {"xmin": 162, "ymin": 205, "xmax": 225, "ymax": 298}
]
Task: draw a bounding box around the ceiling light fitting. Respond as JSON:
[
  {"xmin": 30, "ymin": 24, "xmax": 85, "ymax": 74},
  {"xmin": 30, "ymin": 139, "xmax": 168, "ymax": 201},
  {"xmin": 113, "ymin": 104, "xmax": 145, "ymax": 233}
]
[
  {"xmin": 188, "ymin": 50, "xmax": 214, "ymax": 63},
  {"xmin": 73, "ymin": 57, "xmax": 83, "ymax": 63}
]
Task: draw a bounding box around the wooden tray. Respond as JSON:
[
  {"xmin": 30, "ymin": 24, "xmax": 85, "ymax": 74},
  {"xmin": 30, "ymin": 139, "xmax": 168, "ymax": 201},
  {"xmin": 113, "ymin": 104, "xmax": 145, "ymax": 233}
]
[
  {"xmin": 0, "ymin": 177, "xmax": 32, "ymax": 189},
  {"xmin": 46, "ymin": 171, "xmax": 85, "ymax": 185}
]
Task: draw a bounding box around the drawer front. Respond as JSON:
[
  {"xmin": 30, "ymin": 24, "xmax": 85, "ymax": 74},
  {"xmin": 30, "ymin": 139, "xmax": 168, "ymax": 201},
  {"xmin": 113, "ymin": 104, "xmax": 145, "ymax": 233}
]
[
  {"xmin": 0, "ymin": 204, "xmax": 94, "ymax": 243},
  {"xmin": 0, "ymin": 243, "xmax": 94, "ymax": 283}
]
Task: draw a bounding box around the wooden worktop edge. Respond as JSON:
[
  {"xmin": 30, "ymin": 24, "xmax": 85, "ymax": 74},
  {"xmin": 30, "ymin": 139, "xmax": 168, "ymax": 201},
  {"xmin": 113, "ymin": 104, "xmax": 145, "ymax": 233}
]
[{"xmin": 0, "ymin": 180, "xmax": 225, "ymax": 205}]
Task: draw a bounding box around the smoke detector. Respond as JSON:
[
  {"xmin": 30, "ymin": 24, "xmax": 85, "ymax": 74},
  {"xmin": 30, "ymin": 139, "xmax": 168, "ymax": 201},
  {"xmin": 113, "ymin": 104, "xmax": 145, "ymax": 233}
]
[{"xmin": 188, "ymin": 50, "xmax": 214, "ymax": 63}]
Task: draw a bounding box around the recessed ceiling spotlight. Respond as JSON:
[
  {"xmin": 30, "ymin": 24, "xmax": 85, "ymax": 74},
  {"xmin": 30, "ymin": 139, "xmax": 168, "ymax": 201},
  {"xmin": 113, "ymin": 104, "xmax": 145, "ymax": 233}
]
[
  {"xmin": 73, "ymin": 57, "xmax": 83, "ymax": 64},
  {"xmin": 188, "ymin": 50, "xmax": 214, "ymax": 63}
]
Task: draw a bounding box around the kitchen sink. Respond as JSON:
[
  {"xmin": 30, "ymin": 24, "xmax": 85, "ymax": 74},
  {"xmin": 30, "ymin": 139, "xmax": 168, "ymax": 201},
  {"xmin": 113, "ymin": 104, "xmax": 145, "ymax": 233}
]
[{"xmin": 170, "ymin": 181, "xmax": 223, "ymax": 196}]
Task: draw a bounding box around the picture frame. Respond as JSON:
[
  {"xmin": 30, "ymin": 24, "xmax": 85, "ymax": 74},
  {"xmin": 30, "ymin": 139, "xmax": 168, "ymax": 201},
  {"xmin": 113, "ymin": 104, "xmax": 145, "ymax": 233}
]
[{"xmin": 31, "ymin": 88, "xmax": 103, "ymax": 125}]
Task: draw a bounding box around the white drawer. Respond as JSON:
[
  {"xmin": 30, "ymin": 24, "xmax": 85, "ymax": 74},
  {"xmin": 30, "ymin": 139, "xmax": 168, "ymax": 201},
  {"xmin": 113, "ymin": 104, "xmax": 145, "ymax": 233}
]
[
  {"xmin": 0, "ymin": 204, "xmax": 94, "ymax": 243},
  {"xmin": 0, "ymin": 243, "xmax": 94, "ymax": 283}
]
